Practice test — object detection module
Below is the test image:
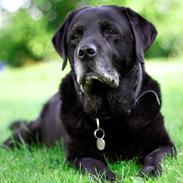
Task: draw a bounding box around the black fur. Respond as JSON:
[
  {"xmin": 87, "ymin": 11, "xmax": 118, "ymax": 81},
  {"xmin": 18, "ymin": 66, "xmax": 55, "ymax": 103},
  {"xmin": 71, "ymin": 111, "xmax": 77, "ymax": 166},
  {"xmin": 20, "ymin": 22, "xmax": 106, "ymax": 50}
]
[{"xmin": 3, "ymin": 5, "xmax": 175, "ymax": 182}]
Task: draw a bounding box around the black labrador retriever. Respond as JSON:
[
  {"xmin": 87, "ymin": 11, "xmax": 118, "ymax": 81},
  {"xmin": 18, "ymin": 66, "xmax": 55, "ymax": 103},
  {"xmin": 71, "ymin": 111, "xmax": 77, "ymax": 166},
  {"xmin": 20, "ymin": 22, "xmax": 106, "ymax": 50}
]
[{"xmin": 4, "ymin": 5, "xmax": 176, "ymax": 182}]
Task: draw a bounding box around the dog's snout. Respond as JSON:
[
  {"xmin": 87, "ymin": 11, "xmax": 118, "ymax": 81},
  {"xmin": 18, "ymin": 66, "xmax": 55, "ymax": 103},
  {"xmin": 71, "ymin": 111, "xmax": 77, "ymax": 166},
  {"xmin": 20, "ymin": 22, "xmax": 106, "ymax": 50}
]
[{"xmin": 77, "ymin": 44, "xmax": 97, "ymax": 61}]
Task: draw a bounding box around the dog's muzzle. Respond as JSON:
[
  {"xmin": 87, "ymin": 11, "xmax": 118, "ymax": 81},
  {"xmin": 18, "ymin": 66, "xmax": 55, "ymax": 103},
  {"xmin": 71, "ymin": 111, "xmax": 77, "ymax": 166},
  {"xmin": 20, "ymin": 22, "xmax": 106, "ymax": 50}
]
[
  {"xmin": 75, "ymin": 42, "xmax": 119, "ymax": 94},
  {"xmin": 78, "ymin": 71, "xmax": 119, "ymax": 94}
]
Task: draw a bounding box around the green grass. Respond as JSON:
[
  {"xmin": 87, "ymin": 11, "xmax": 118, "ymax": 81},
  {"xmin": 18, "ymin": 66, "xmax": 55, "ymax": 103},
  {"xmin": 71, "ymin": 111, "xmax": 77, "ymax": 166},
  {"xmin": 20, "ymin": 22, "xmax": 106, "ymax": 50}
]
[{"xmin": 0, "ymin": 58, "xmax": 183, "ymax": 183}]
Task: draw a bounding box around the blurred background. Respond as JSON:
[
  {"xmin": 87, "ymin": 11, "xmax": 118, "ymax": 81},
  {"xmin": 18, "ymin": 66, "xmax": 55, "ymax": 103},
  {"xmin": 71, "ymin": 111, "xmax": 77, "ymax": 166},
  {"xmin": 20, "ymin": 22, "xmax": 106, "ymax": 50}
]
[{"xmin": 0, "ymin": 0, "xmax": 183, "ymax": 67}]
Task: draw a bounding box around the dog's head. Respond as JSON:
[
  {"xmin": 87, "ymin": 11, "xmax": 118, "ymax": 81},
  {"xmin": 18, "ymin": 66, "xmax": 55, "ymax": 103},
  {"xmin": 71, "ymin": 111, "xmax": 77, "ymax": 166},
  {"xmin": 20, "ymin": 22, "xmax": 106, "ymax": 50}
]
[
  {"xmin": 52, "ymin": 5, "xmax": 157, "ymax": 116},
  {"xmin": 52, "ymin": 6, "xmax": 157, "ymax": 95}
]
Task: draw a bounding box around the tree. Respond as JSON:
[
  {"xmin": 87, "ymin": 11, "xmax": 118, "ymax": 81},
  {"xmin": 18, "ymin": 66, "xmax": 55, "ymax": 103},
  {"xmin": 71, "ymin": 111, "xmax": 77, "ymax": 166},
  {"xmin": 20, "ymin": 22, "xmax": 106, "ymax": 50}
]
[
  {"xmin": 0, "ymin": 0, "xmax": 183, "ymax": 67},
  {"xmin": 0, "ymin": 0, "xmax": 80, "ymax": 67}
]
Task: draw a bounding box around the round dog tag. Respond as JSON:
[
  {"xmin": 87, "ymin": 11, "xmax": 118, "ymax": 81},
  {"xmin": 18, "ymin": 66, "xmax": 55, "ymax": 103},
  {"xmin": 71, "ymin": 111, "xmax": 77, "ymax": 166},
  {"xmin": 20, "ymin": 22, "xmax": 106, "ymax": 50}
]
[
  {"xmin": 96, "ymin": 138, "xmax": 105, "ymax": 151},
  {"xmin": 94, "ymin": 118, "xmax": 106, "ymax": 151}
]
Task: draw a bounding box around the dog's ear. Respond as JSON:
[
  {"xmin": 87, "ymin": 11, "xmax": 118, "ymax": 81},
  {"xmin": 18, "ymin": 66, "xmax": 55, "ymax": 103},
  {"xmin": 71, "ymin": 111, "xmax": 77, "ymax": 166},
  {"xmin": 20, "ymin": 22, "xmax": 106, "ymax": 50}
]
[
  {"xmin": 123, "ymin": 7, "xmax": 157, "ymax": 63},
  {"xmin": 52, "ymin": 11, "xmax": 76, "ymax": 70}
]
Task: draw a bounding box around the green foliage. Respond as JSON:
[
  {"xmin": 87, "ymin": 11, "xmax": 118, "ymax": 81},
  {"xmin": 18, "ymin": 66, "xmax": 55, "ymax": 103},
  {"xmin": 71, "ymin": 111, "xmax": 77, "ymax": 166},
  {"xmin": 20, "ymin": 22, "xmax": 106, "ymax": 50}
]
[
  {"xmin": 0, "ymin": 0, "xmax": 80, "ymax": 67},
  {"xmin": 33, "ymin": 0, "xmax": 79, "ymax": 30},
  {"xmin": 0, "ymin": 10, "xmax": 52, "ymax": 67},
  {"xmin": 0, "ymin": 0, "xmax": 183, "ymax": 67},
  {"xmin": 87, "ymin": 0, "xmax": 183, "ymax": 58}
]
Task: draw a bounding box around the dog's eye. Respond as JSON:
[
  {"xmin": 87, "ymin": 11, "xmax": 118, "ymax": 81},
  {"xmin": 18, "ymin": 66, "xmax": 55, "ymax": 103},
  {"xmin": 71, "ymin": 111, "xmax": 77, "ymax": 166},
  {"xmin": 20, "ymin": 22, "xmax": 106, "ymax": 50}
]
[
  {"xmin": 101, "ymin": 22, "xmax": 116, "ymax": 35},
  {"xmin": 71, "ymin": 33, "xmax": 81, "ymax": 40},
  {"xmin": 70, "ymin": 28, "xmax": 83, "ymax": 42},
  {"xmin": 104, "ymin": 27, "xmax": 114, "ymax": 34},
  {"xmin": 69, "ymin": 32, "xmax": 82, "ymax": 46}
]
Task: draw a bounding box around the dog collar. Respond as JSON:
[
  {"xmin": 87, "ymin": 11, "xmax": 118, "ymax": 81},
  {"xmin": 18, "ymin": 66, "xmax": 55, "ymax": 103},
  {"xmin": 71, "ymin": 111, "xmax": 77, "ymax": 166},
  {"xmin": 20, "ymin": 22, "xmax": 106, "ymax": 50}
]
[
  {"xmin": 133, "ymin": 64, "xmax": 160, "ymax": 106},
  {"xmin": 135, "ymin": 89, "xmax": 161, "ymax": 106},
  {"xmin": 131, "ymin": 64, "xmax": 160, "ymax": 110}
]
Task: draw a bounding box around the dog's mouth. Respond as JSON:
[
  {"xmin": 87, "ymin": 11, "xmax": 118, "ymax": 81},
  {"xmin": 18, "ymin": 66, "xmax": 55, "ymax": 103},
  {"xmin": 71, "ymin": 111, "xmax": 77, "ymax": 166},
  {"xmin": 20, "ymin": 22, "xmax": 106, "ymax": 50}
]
[{"xmin": 79, "ymin": 73, "xmax": 119, "ymax": 95}]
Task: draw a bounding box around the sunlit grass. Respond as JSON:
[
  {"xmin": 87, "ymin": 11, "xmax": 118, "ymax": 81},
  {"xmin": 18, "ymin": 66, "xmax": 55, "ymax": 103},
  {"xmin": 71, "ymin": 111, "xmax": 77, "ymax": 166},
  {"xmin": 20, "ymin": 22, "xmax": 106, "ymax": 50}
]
[{"xmin": 0, "ymin": 58, "xmax": 183, "ymax": 182}]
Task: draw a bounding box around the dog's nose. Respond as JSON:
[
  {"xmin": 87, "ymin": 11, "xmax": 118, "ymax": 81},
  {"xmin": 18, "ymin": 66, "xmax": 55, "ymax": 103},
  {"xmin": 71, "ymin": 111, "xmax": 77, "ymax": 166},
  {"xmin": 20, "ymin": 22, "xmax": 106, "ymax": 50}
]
[{"xmin": 77, "ymin": 44, "xmax": 97, "ymax": 61}]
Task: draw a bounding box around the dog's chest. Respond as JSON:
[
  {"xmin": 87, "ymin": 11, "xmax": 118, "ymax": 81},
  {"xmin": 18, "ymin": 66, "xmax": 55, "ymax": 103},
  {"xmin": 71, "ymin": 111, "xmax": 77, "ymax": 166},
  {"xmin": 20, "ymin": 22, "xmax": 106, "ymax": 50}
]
[
  {"xmin": 101, "ymin": 121, "xmax": 140, "ymax": 154},
  {"xmin": 66, "ymin": 116, "xmax": 143, "ymax": 160},
  {"xmin": 87, "ymin": 122, "xmax": 142, "ymax": 160},
  {"xmin": 61, "ymin": 99, "xmax": 144, "ymax": 160}
]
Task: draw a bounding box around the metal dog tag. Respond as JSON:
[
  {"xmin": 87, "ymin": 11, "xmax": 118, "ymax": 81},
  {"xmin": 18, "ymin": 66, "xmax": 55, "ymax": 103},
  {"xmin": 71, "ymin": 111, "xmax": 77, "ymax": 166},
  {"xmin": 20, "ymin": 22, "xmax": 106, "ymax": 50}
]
[
  {"xmin": 96, "ymin": 138, "xmax": 105, "ymax": 151},
  {"xmin": 94, "ymin": 118, "xmax": 105, "ymax": 151}
]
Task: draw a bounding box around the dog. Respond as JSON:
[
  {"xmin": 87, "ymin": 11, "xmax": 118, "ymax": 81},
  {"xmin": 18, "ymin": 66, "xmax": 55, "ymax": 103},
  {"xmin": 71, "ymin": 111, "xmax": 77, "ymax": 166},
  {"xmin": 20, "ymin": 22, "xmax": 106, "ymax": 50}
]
[{"xmin": 3, "ymin": 5, "xmax": 176, "ymax": 182}]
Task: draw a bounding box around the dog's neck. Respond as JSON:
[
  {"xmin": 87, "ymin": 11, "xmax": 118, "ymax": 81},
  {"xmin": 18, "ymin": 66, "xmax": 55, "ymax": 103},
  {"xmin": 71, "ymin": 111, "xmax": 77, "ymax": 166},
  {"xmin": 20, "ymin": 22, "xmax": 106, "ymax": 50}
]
[
  {"xmin": 134, "ymin": 63, "xmax": 143, "ymax": 101},
  {"xmin": 110, "ymin": 62, "xmax": 143, "ymax": 116},
  {"xmin": 74, "ymin": 62, "xmax": 144, "ymax": 120}
]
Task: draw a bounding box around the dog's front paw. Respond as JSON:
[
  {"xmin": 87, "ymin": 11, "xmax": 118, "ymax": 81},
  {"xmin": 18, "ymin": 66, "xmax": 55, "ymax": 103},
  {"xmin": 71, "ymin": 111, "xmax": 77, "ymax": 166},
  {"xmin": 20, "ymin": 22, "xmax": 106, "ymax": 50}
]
[
  {"xmin": 76, "ymin": 157, "xmax": 117, "ymax": 182},
  {"xmin": 140, "ymin": 165, "xmax": 162, "ymax": 178},
  {"xmin": 90, "ymin": 170, "xmax": 117, "ymax": 183},
  {"xmin": 105, "ymin": 170, "xmax": 117, "ymax": 182}
]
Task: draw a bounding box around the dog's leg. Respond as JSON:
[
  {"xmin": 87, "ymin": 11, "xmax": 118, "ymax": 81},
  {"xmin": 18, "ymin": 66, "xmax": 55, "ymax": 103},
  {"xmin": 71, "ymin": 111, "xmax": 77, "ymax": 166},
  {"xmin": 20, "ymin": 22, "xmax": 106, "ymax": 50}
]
[
  {"xmin": 141, "ymin": 145, "xmax": 176, "ymax": 177},
  {"xmin": 68, "ymin": 157, "xmax": 116, "ymax": 182},
  {"xmin": 3, "ymin": 119, "xmax": 41, "ymax": 148},
  {"xmin": 2, "ymin": 93, "xmax": 61, "ymax": 148}
]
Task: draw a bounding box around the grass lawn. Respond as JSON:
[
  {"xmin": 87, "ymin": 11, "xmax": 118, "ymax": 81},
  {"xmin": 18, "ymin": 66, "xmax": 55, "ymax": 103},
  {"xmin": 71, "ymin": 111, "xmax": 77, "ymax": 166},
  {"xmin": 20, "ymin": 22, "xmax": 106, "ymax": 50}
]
[{"xmin": 0, "ymin": 58, "xmax": 183, "ymax": 183}]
